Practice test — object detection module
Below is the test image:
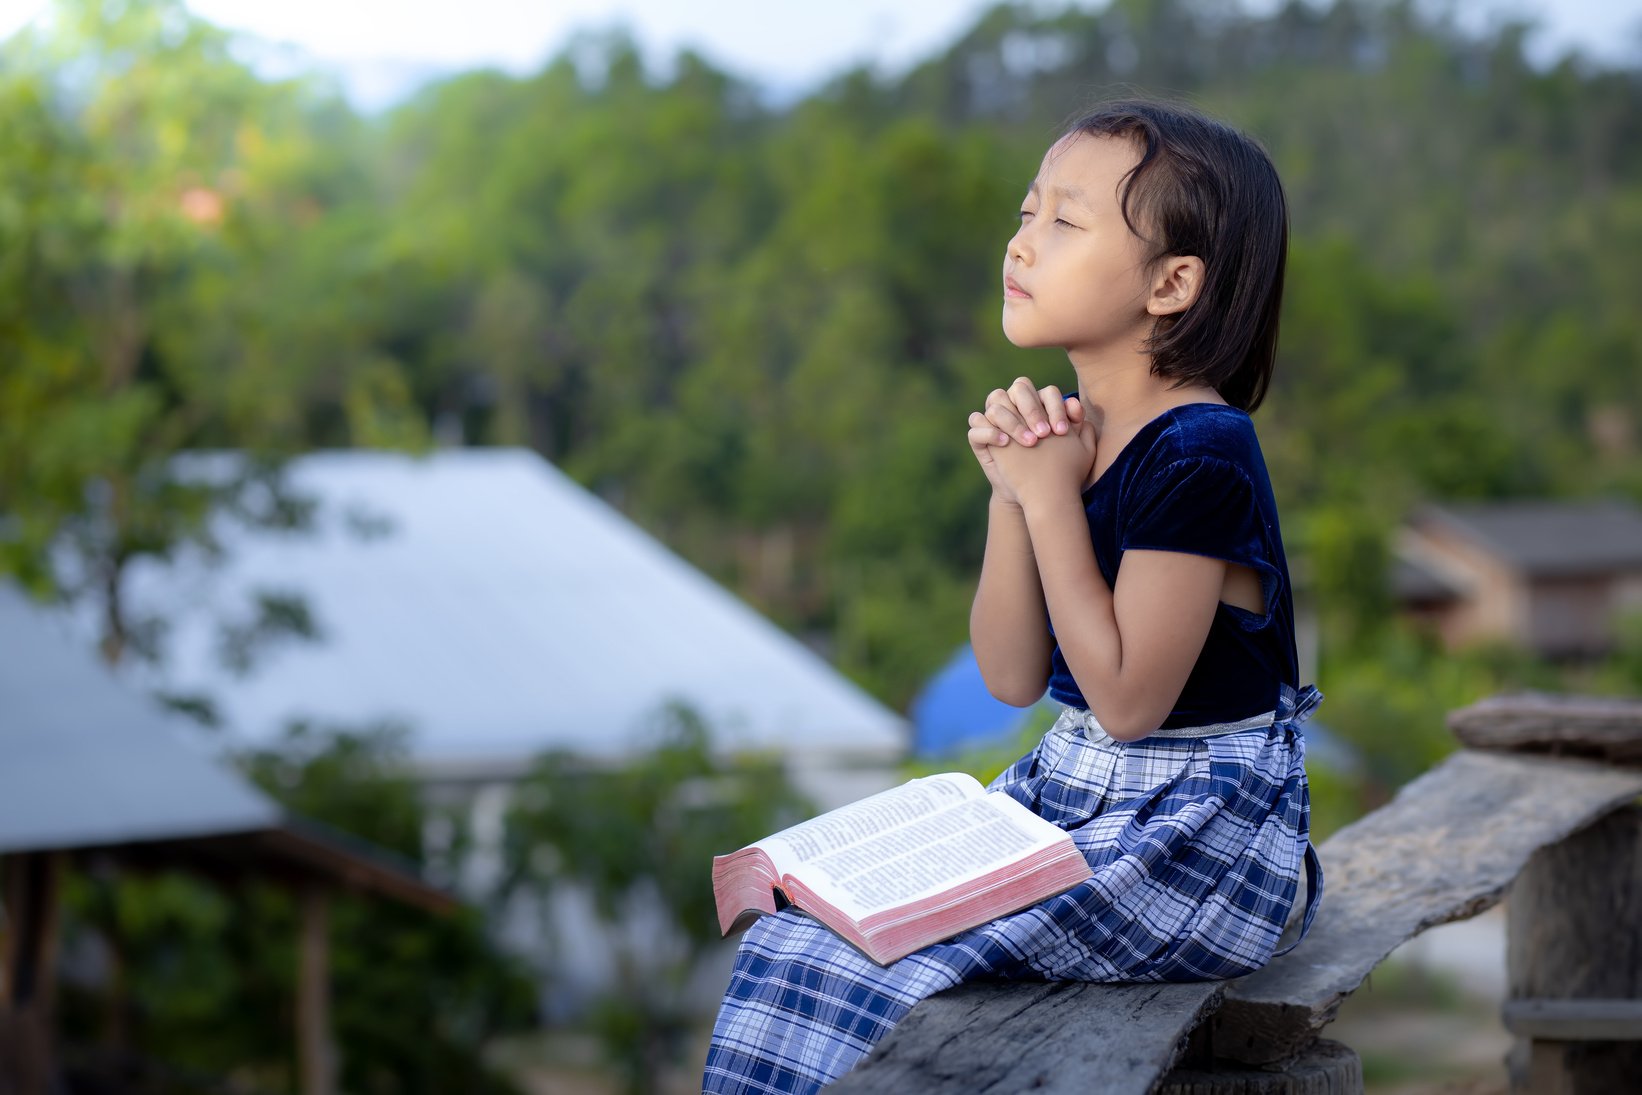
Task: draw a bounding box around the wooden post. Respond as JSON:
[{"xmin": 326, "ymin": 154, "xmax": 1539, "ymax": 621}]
[
  {"xmin": 1505, "ymin": 804, "xmax": 1642, "ymax": 1094},
  {"xmin": 1452, "ymin": 696, "xmax": 1642, "ymax": 1093},
  {"xmin": 297, "ymin": 884, "xmax": 336, "ymax": 1095},
  {"xmin": 1, "ymin": 853, "xmax": 63, "ymax": 1095}
]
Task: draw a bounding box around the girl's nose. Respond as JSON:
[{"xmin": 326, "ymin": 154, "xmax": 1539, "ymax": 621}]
[{"xmin": 1007, "ymin": 232, "xmax": 1031, "ymax": 265}]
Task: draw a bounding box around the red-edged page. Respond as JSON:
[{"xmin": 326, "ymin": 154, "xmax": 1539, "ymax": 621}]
[{"xmin": 712, "ymin": 774, "xmax": 1092, "ymax": 965}]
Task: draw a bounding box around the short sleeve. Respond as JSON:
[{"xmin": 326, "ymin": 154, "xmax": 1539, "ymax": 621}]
[{"xmin": 1119, "ymin": 456, "xmax": 1280, "ymax": 620}]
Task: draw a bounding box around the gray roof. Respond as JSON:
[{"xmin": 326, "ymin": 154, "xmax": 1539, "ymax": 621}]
[
  {"xmin": 0, "ymin": 585, "xmax": 452, "ymax": 910},
  {"xmin": 1415, "ymin": 500, "xmax": 1642, "ymax": 578},
  {"xmin": 1389, "ymin": 555, "xmax": 1464, "ymax": 603},
  {"xmin": 0, "ymin": 584, "xmax": 281, "ymax": 855},
  {"xmin": 112, "ymin": 449, "xmax": 906, "ymax": 766}
]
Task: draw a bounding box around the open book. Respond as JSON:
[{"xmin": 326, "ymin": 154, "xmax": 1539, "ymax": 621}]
[{"xmin": 712, "ymin": 772, "xmax": 1093, "ymax": 966}]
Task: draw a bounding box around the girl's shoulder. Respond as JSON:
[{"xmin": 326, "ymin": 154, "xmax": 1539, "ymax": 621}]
[
  {"xmin": 1108, "ymin": 404, "xmax": 1289, "ymax": 589},
  {"xmin": 1092, "ymin": 403, "xmax": 1270, "ymax": 504},
  {"xmin": 1142, "ymin": 402, "xmax": 1265, "ymax": 471}
]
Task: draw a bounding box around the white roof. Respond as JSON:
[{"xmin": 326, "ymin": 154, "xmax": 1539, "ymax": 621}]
[
  {"xmin": 118, "ymin": 449, "xmax": 906, "ymax": 766},
  {"xmin": 0, "ymin": 585, "xmax": 281, "ymax": 854}
]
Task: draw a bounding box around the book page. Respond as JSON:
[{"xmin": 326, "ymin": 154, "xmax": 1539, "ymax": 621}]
[
  {"xmin": 755, "ymin": 772, "xmax": 982, "ymax": 876},
  {"xmin": 793, "ymin": 793, "xmax": 1068, "ymax": 917}
]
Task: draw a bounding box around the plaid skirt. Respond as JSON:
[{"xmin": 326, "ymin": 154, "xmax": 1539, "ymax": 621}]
[{"xmin": 701, "ymin": 683, "xmax": 1323, "ymax": 1095}]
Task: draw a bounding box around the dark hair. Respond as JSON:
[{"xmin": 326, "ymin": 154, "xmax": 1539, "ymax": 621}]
[{"xmin": 1062, "ymin": 99, "xmax": 1287, "ymax": 412}]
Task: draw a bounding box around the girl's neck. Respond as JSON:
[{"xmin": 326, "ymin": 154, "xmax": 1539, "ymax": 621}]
[{"xmin": 1068, "ymin": 352, "xmax": 1225, "ymax": 439}]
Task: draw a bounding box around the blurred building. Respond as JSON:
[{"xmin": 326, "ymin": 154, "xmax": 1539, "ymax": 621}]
[
  {"xmin": 0, "ymin": 584, "xmax": 452, "ymax": 1094},
  {"xmin": 112, "ymin": 448, "xmax": 906, "ymax": 805},
  {"xmin": 99, "ymin": 448, "xmax": 907, "ymax": 1010},
  {"xmin": 1393, "ymin": 500, "xmax": 1642, "ymax": 658}
]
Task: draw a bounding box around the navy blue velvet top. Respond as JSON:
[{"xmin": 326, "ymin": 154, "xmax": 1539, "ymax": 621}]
[{"xmin": 1045, "ymin": 402, "xmax": 1298, "ymax": 727}]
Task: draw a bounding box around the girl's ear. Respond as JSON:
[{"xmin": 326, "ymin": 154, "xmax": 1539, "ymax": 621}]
[{"xmin": 1146, "ymin": 255, "xmax": 1205, "ymax": 317}]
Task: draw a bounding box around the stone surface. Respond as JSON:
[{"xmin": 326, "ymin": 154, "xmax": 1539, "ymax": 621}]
[
  {"xmin": 1214, "ymin": 751, "xmax": 1642, "ymax": 1065},
  {"xmin": 830, "ymin": 980, "xmax": 1223, "ymax": 1095},
  {"xmin": 1448, "ymin": 692, "xmax": 1642, "ymax": 765}
]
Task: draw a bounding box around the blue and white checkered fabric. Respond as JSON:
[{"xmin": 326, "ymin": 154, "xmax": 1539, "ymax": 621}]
[{"xmin": 702, "ymin": 684, "xmax": 1323, "ymax": 1095}]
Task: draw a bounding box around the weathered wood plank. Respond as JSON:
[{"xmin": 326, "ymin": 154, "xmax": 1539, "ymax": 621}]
[
  {"xmin": 0, "ymin": 1011, "xmax": 52, "ymax": 1095},
  {"xmin": 830, "ymin": 980, "xmax": 1223, "ymax": 1095},
  {"xmin": 1448, "ymin": 692, "xmax": 1642, "ymax": 764},
  {"xmin": 298, "ymin": 885, "xmax": 336, "ymax": 1095},
  {"xmin": 1505, "ymin": 804, "xmax": 1642, "ymax": 1091},
  {"xmin": 1502, "ymin": 999, "xmax": 1642, "ymax": 1042},
  {"xmin": 1214, "ymin": 750, "xmax": 1642, "ymax": 1066},
  {"xmin": 1509, "ymin": 1040, "xmax": 1642, "ymax": 1095},
  {"xmin": 1159, "ymin": 1039, "xmax": 1363, "ymax": 1094},
  {"xmin": 0, "ymin": 852, "xmax": 62, "ymax": 1095},
  {"xmin": 1508, "ymin": 805, "xmax": 1642, "ymax": 1002}
]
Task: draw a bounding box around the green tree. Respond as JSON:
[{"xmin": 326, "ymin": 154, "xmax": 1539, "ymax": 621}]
[
  {"xmin": 501, "ymin": 704, "xmax": 811, "ymax": 1094},
  {"xmin": 0, "ymin": 0, "xmax": 423, "ymax": 666}
]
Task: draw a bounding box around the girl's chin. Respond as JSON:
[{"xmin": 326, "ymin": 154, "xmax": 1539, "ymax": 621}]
[{"xmin": 999, "ymin": 323, "xmax": 1061, "ymax": 351}]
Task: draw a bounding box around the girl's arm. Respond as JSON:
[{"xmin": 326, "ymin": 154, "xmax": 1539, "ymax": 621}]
[
  {"xmin": 964, "ymin": 378, "xmax": 1087, "ymax": 705},
  {"xmin": 994, "ymin": 432, "xmax": 1227, "ymax": 741},
  {"xmin": 968, "ymin": 497, "xmax": 1055, "ymax": 705}
]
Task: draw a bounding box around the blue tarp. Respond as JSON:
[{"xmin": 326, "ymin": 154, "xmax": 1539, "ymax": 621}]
[{"xmin": 909, "ymin": 645, "xmax": 1041, "ymax": 758}]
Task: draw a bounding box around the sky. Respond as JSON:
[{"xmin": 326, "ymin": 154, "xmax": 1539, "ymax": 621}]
[{"xmin": 1, "ymin": 0, "xmax": 1636, "ymax": 110}]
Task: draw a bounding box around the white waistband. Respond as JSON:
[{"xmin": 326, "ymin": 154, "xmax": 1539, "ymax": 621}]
[{"xmin": 1059, "ymin": 706, "xmax": 1278, "ymax": 741}]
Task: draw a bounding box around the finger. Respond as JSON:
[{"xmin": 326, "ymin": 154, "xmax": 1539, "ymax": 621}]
[
  {"xmin": 983, "ymin": 399, "xmax": 1031, "ymax": 445},
  {"xmin": 1008, "ymin": 376, "xmax": 1050, "ymax": 440},
  {"xmin": 1038, "ymin": 385, "xmax": 1068, "ymax": 435},
  {"xmin": 969, "ymin": 411, "xmax": 1009, "ymax": 447},
  {"xmin": 1064, "ymin": 395, "xmax": 1085, "ymax": 425},
  {"xmin": 969, "ymin": 425, "xmax": 1009, "ymax": 453}
]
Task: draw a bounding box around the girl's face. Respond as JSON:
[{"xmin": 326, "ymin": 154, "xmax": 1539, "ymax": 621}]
[{"xmin": 1002, "ymin": 134, "xmax": 1157, "ymax": 357}]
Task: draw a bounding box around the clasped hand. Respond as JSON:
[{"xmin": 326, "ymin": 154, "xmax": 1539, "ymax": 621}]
[{"xmin": 967, "ymin": 377, "xmax": 1097, "ymax": 508}]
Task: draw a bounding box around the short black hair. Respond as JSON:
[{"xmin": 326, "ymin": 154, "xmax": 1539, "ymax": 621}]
[{"xmin": 1062, "ymin": 99, "xmax": 1287, "ymax": 412}]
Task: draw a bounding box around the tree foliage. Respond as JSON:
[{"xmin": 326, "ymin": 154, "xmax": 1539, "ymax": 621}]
[
  {"xmin": 0, "ymin": 0, "xmax": 423, "ymax": 665},
  {"xmin": 501, "ymin": 704, "xmax": 811, "ymax": 1093},
  {"xmin": 5, "ymin": 1, "xmax": 1642, "ymax": 1082},
  {"xmin": 340, "ymin": 0, "xmax": 1642, "ymax": 711},
  {"xmin": 7, "ymin": 0, "xmax": 1640, "ymax": 699}
]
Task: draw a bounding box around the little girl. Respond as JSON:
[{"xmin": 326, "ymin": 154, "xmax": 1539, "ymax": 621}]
[{"xmin": 703, "ymin": 99, "xmax": 1321, "ymax": 1094}]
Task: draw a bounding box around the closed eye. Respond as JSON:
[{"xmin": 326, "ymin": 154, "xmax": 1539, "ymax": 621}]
[
  {"xmin": 1017, "ymin": 209, "xmax": 1033, "ymax": 222},
  {"xmin": 1054, "ymin": 217, "xmax": 1080, "ymax": 229}
]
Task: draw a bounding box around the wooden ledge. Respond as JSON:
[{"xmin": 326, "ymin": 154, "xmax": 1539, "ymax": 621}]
[
  {"xmin": 1213, "ymin": 750, "xmax": 1642, "ymax": 1065},
  {"xmin": 831, "ymin": 980, "xmax": 1224, "ymax": 1095},
  {"xmin": 830, "ymin": 706, "xmax": 1642, "ymax": 1091},
  {"xmin": 1448, "ymin": 692, "xmax": 1642, "ymax": 765}
]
